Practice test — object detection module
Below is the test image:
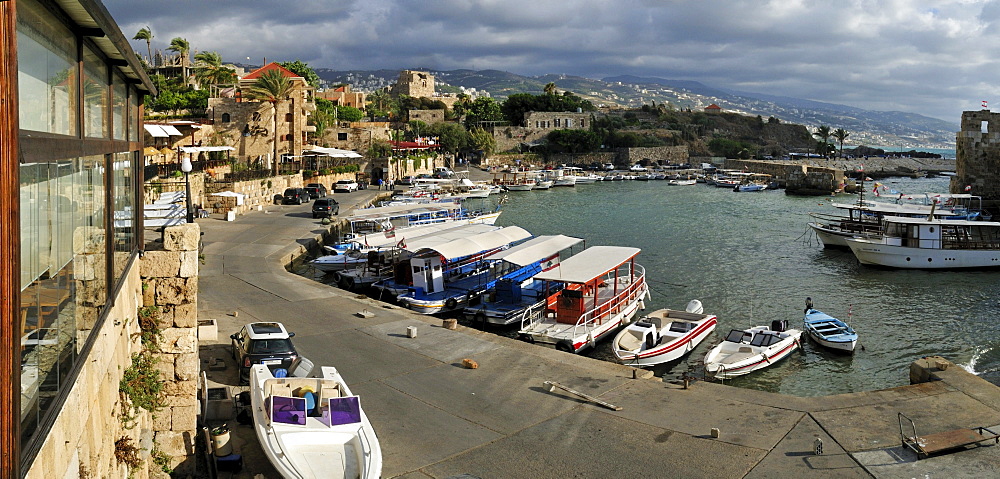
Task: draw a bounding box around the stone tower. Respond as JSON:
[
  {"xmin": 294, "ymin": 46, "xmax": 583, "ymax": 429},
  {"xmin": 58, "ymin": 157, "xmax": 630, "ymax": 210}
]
[
  {"xmin": 955, "ymin": 110, "xmax": 1000, "ymax": 212},
  {"xmin": 391, "ymin": 70, "xmax": 435, "ymax": 98}
]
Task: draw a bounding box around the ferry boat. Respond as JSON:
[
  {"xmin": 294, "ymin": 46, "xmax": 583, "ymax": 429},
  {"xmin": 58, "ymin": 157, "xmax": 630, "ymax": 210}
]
[
  {"xmin": 845, "ymin": 215, "xmax": 1000, "ymax": 269},
  {"xmin": 517, "ymin": 246, "xmax": 649, "ymax": 353}
]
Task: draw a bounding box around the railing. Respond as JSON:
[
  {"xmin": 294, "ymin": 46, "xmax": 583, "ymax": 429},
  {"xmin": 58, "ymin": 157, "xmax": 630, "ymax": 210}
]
[{"xmin": 569, "ymin": 264, "xmax": 648, "ymax": 341}]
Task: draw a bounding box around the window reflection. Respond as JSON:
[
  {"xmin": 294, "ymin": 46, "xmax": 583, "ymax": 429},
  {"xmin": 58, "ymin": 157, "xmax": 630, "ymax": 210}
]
[
  {"xmin": 16, "ymin": 0, "xmax": 77, "ymax": 135},
  {"xmin": 83, "ymin": 46, "xmax": 109, "ymax": 139}
]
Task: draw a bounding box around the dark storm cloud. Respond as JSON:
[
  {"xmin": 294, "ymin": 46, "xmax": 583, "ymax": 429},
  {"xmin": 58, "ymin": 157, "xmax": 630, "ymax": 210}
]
[{"xmin": 104, "ymin": 0, "xmax": 1000, "ymax": 121}]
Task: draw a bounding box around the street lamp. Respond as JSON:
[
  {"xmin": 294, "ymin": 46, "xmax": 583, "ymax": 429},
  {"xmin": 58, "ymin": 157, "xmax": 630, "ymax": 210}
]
[{"xmin": 181, "ymin": 154, "xmax": 194, "ymax": 224}]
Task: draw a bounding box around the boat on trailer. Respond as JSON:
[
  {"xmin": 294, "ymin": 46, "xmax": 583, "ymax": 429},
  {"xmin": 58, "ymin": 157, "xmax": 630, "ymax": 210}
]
[
  {"xmin": 517, "ymin": 246, "xmax": 649, "ymax": 353},
  {"xmin": 703, "ymin": 321, "xmax": 802, "ymax": 380},
  {"xmin": 611, "ymin": 300, "xmax": 717, "ymax": 366},
  {"xmin": 250, "ymin": 364, "xmax": 382, "ymax": 479},
  {"xmin": 802, "ymin": 300, "xmax": 858, "ymax": 353}
]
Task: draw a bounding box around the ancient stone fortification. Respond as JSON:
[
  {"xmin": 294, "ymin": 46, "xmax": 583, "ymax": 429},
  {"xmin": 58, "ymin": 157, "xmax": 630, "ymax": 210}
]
[
  {"xmin": 955, "ymin": 110, "xmax": 1000, "ymax": 212},
  {"xmin": 725, "ymin": 159, "xmax": 844, "ymax": 195},
  {"xmin": 619, "ymin": 146, "xmax": 688, "ymax": 164}
]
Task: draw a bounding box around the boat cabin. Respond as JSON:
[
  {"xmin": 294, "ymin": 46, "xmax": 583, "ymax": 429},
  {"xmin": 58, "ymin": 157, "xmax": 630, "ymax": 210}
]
[
  {"xmin": 407, "ymin": 226, "xmax": 531, "ymax": 295},
  {"xmin": 881, "ymin": 217, "xmax": 1000, "ymax": 250},
  {"xmin": 533, "ymin": 246, "xmax": 642, "ymax": 325}
]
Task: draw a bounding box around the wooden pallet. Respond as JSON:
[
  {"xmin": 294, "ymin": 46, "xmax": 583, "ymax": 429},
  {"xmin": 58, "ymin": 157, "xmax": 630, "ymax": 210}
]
[{"xmin": 899, "ymin": 412, "xmax": 1000, "ymax": 459}]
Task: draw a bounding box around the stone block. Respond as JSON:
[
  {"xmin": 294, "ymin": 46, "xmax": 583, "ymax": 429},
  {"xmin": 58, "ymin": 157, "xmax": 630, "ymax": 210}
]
[
  {"xmin": 163, "ymin": 223, "xmax": 200, "ymax": 252},
  {"xmin": 179, "ymin": 250, "xmax": 199, "ymax": 278},
  {"xmin": 154, "ymin": 430, "xmax": 195, "ymax": 456},
  {"xmin": 174, "ymin": 352, "xmax": 199, "ymax": 381},
  {"xmin": 73, "ymin": 226, "xmax": 105, "ymax": 254},
  {"xmin": 154, "ymin": 277, "xmax": 188, "ymax": 305},
  {"xmin": 153, "ymin": 407, "xmax": 172, "ymax": 431},
  {"xmin": 142, "ymin": 281, "xmax": 156, "ymax": 307},
  {"xmin": 75, "ymin": 305, "xmax": 99, "ymax": 331},
  {"xmin": 171, "ymin": 404, "xmax": 198, "ymax": 432},
  {"xmin": 73, "ymin": 253, "xmax": 99, "ymax": 281},
  {"xmin": 153, "ymin": 353, "xmax": 175, "ymax": 379},
  {"xmin": 162, "ymin": 394, "xmax": 198, "ymax": 408},
  {"xmin": 173, "ymin": 302, "xmax": 198, "ymax": 328},
  {"xmin": 162, "ymin": 378, "xmax": 198, "ymax": 398},
  {"xmin": 140, "ymin": 250, "xmax": 180, "ymax": 278},
  {"xmin": 160, "ymin": 328, "xmax": 197, "ymax": 354}
]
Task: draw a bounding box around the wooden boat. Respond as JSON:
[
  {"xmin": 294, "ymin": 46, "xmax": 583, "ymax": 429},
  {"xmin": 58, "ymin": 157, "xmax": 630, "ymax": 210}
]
[
  {"xmin": 845, "ymin": 215, "xmax": 1000, "ymax": 269},
  {"xmin": 517, "ymin": 246, "xmax": 649, "ymax": 353},
  {"xmin": 703, "ymin": 321, "xmax": 802, "ymax": 379},
  {"xmin": 803, "ymin": 303, "xmax": 858, "ymax": 353},
  {"xmin": 611, "ymin": 300, "xmax": 717, "ymax": 366},
  {"xmin": 250, "ymin": 364, "xmax": 382, "ymax": 479}
]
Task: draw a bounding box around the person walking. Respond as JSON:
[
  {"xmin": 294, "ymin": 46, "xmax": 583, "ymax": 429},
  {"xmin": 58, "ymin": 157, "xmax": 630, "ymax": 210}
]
[{"xmin": 377, "ymin": 178, "xmax": 384, "ymax": 190}]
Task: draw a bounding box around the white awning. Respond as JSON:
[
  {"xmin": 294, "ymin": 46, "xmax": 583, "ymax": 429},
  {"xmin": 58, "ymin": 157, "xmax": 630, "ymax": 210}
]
[
  {"xmin": 211, "ymin": 191, "xmax": 246, "ymax": 206},
  {"xmin": 533, "ymin": 246, "xmax": 641, "ymax": 284},
  {"xmin": 302, "ymin": 146, "xmax": 363, "ymax": 158},
  {"xmin": 144, "ymin": 124, "xmax": 169, "ymax": 137},
  {"xmin": 357, "ymin": 223, "xmax": 498, "ymax": 249},
  {"xmin": 346, "ymin": 203, "xmax": 459, "ymax": 221},
  {"xmin": 178, "ymin": 146, "xmax": 236, "ymax": 153},
  {"xmin": 417, "ymin": 226, "xmax": 531, "ymax": 261},
  {"xmin": 484, "ymin": 235, "xmax": 584, "ymax": 267},
  {"xmin": 161, "ymin": 125, "xmax": 183, "ymax": 136}
]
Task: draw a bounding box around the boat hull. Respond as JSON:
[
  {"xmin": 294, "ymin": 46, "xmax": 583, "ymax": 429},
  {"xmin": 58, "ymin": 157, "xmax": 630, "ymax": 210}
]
[
  {"xmin": 846, "ymin": 238, "xmax": 1000, "ymax": 269},
  {"xmin": 704, "ymin": 328, "xmax": 802, "ymax": 379},
  {"xmin": 519, "ymin": 296, "xmax": 645, "ymax": 353},
  {"xmin": 612, "ymin": 313, "xmax": 717, "ymax": 366}
]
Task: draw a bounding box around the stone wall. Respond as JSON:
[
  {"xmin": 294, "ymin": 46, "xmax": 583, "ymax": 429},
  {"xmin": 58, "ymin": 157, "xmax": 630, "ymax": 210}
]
[
  {"xmin": 618, "ymin": 146, "xmax": 688, "ymax": 165},
  {"xmin": 724, "ymin": 159, "xmax": 845, "ymax": 195},
  {"xmin": 954, "ymin": 110, "xmax": 1000, "ymax": 212}
]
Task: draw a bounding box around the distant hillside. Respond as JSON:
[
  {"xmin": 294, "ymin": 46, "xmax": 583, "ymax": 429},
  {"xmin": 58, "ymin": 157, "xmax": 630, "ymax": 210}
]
[{"xmin": 313, "ymin": 68, "xmax": 958, "ymax": 149}]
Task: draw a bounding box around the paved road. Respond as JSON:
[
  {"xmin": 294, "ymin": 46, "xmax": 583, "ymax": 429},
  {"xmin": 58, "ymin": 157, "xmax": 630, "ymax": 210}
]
[{"xmin": 196, "ymin": 186, "xmax": 1000, "ymax": 479}]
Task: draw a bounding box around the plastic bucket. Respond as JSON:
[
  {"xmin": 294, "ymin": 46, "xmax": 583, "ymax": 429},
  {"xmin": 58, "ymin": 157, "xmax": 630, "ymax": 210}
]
[{"xmin": 211, "ymin": 425, "xmax": 233, "ymax": 456}]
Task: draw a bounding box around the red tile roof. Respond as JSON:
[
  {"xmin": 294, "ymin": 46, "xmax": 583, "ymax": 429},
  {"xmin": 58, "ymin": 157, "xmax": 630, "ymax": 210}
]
[
  {"xmin": 705, "ymin": 104, "xmax": 722, "ymax": 110},
  {"xmin": 242, "ymin": 62, "xmax": 301, "ymax": 80}
]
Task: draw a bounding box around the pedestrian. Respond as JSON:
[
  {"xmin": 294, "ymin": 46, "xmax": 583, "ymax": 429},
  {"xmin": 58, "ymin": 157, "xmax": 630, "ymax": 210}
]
[{"xmin": 377, "ymin": 178, "xmax": 384, "ymax": 190}]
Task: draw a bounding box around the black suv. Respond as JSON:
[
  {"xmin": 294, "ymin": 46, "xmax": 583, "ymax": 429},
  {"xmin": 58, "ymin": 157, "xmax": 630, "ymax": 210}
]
[
  {"xmin": 282, "ymin": 187, "xmax": 310, "ymax": 205},
  {"xmin": 304, "ymin": 183, "xmax": 327, "ymax": 199},
  {"xmin": 231, "ymin": 322, "xmax": 298, "ymax": 385},
  {"xmin": 312, "ymin": 198, "xmax": 340, "ymax": 218}
]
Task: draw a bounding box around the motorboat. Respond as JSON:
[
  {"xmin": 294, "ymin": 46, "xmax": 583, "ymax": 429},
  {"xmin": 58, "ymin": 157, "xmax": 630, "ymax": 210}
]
[
  {"xmin": 517, "ymin": 246, "xmax": 649, "ymax": 353},
  {"xmin": 845, "ymin": 215, "xmax": 1000, "ymax": 269},
  {"xmin": 611, "ymin": 300, "xmax": 717, "ymax": 366},
  {"xmin": 250, "ymin": 364, "xmax": 382, "ymax": 479},
  {"xmin": 312, "ymin": 248, "xmax": 372, "ymax": 273},
  {"xmin": 803, "ymin": 301, "xmax": 857, "ymax": 353},
  {"xmin": 703, "ymin": 321, "xmax": 802, "ymax": 380},
  {"xmin": 667, "ymin": 178, "xmax": 696, "ymax": 186}
]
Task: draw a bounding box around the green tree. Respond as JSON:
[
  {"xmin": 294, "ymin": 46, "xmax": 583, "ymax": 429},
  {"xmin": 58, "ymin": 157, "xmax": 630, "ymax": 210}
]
[
  {"xmin": 133, "ymin": 26, "xmax": 153, "ymax": 65},
  {"xmin": 546, "ymin": 129, "xmax": 601, "ymax": 154},
  {"xmin": 428, "ymin": 122, "xmax": 468, "ymax": 157},
  {"xmin": 278, "ymin": 60, "xmax": 321, "ymax": 88},
  {"xmin": 167, "ymin": 37, "xmax": 190, "ymax": 79},
  {"xmin": 463, "ymin": 97, "xmax": 503, "ymax": 129},
  {"xmin": 543, "ymin": 82, "xmax": 557, "ymax": 95},
  {"xmin": 832, "ymin": 128, "xmax": 850, "ymax": 159},
  {"xmin": 468, "ymin": 127, "xmax": 496, "ymax": 158},
  {"xmin": 336, "ymin": 105, "xmax": 364, "ymax": 122},
  {"xmin": 812, "ymin": 125, "xmax": 832, "ymax": 158},
  {"xmin": 244, "ymin": 69, "xmax": 296, "ymax": 174},
  {"xmin": 193, "ymin": 51, "xmax": 236, "ymax": 87}
]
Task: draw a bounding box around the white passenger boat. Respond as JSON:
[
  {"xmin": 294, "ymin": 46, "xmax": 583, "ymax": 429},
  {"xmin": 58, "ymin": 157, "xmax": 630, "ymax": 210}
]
[
  {"xmin": 611, "ymin": 300, "xmax": 717, "ymax": 366},
  {"xmin": 845, "ymin": 215, "xmax": 1000, "ymax": 269},
  {"xmin": 703, "ymin": 321, "xmax": 802, "ymax": 380},
  {"xmin": 517, "ymin": 246, "xmax": 649, "ymax": 353},
  {"xmin": 250, "ymin": 364, "xmax": 382, "ymax": 479}
]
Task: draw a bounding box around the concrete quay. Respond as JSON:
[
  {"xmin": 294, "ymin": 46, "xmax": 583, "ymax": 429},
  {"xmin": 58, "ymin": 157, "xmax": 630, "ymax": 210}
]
[{"xmin": 196, "ymin": 188, "xmax": 1000, "ymax": 479}]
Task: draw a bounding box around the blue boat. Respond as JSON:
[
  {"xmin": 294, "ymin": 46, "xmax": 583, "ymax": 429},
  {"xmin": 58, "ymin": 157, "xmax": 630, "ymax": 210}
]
[{"xmin": 803, "ymin": 300, "xmax": 858, "ymax": 353}]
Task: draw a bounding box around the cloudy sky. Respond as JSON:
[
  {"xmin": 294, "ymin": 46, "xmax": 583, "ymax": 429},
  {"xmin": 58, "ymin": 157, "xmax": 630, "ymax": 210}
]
[{"xmin": 103, "ymin": 0, "xmax": 1000, "ymax": 122}]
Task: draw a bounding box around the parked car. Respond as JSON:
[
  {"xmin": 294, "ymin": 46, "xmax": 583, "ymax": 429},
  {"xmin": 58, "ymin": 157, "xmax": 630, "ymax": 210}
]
[
  {"xmin": 305, "ymin": 183, "xmax": 327, "ymax": 198},
  {"xmin": 282, "ymin": 187, "xmax": 310, "ymax": 205},
  {"xmin": 333, "ymin": 179, "xmax": 359, "ymax": 193},
  {"xmin": 311, "ymin": 198, "xmax": 340, "ymax": 218},
  {"xmin": 396, "ymin": 176, "xmax": 416, "ymax": 186},
  {"xmin": 230, "ymin": 322, "xmax": 298, "ymax": 385}
]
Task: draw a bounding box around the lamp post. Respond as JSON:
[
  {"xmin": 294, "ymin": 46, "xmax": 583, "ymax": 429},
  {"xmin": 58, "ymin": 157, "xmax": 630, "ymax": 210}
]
[{"xmin": 181, "ymin": 154, "xmax": 194, "ymax": 224}]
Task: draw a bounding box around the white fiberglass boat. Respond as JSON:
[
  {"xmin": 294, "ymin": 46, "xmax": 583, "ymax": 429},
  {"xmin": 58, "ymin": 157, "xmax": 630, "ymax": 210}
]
[
  {"xmin": 611, "ymin": 300, "xmax": 717, "ymax": 366},
  {"xmin": 845, "ymin": 216, "xmax": 1000, "ymax": 269},
  {"xmin": 250, "ymin": 364, "xmax": 382, "ymax": 479},
  {"xmin": 703, "ymin": 321, "xmax": 802, "ymax": 380}
]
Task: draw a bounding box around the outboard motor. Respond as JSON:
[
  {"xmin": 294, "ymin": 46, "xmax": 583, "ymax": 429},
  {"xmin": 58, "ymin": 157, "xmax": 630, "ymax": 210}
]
[
  {"xmin": 685, "ymin": 299, "xmax": 704, "ymax": 315},
  {"xmin": 770, "ymin": 319, "xmax": 787, "ymax": 332}
]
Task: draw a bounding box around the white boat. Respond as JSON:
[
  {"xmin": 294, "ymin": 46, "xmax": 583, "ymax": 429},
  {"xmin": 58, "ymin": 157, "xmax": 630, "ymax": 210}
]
[
  {"xmin": 533, "ymin": 179, "xmax": 554, "ymax": 190},
  {"xmin": 312, "ymin": 249, "xmax": 372, "ymax": 273},
  {"xmin": 703, "ymin": 322, "xmax": 802, "ymax": 380},
  {"xmin": 517, "ymin": 246, "xmax": 649, "ymax": 353},
  {"xmin": 611, "ymin": 300, "xmax": 718, "ymax": 366},
  {"xmin": 250, "ymin": 364, "xmax": 382, "ymax": 479},
  {"xmin": 803, "ymin": 302, "xmax": 858, "ymax": 353},
  {"xmin": 845, "ymin": 215, "xmax": 1000, "ymax": 269},
  {"xmin": 667, "ymin": 179, "xmax": 696, "ymax": 186}
]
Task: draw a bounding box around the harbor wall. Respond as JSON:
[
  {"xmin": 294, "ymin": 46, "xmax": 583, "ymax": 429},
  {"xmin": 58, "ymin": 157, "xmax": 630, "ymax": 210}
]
[{"xmin": 954, "ymin": 110, "xmax": 1000, "ymax": 213}]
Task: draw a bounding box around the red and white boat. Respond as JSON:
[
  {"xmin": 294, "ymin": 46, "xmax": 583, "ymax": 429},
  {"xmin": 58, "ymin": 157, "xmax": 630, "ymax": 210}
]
[
  {"xmin": 611, "ymin": 300, "xmax": 717, "ymax": 366},
  {"xmin": 517, "ymin": 246, "xmax": 648, "ymax": 353}
]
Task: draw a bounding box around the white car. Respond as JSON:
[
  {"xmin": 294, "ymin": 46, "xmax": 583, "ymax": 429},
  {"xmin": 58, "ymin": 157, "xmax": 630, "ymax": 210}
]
[
  {"xmin": 629, "ymin": 164, "xmax": 648, "ymax": 172},
  {"xmin": 333, "ymin": 179, "xmax": 359, "ymax": 192}
]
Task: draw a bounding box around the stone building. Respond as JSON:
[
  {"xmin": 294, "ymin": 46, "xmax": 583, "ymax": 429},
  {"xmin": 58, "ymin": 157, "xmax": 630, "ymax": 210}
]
[
  {"xmin": 954, "ymin": 110, "xmax": 1000, "ymax": 212},
  {"xmin": 409, "ymin": 109, "xmax": 446, "ymax": 124},
  {"xmin": 323, "ymin": 121, "xmax": 392, "ymax": 152},
  {"xmin": 391, "ymin": 70, "xmax": 435, "ymax": 98},
  {"xmin": 208, "ymin": 63, "xmax": 316, "ymax": 167},
  {"xmin": 493, "ymin": 111, "xmax": 594, "ymax": 152},
  {"xmin": 705, "ymin": 104, "xmax": 722, "ymax": 114},
  {"xmin": 316, "ymin": 84, "xmax": 366, "ymax": 108},
  {"xmin": 2, "ymin": 0, "xmax": 201, "ymax": 477}
]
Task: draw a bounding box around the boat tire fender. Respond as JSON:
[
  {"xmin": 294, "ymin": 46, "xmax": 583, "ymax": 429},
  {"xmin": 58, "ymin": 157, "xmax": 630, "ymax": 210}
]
[
  {"xmin": 474, "ymin": 312, "xmax": 487, "ymax": 325},
  {"xmin": 517, "ymin": 333, "xmax": 535, "ymax": 344},
  {"xmin": 555, "ymin": 340, "xmax": 575, "ymax": 354},
  {"xmin": 445, "ymin": 298, "xmax": 458, "ymax": 310}
]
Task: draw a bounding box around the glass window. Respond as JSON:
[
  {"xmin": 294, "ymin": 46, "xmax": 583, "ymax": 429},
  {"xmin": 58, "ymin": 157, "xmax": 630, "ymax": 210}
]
[
  {"xmin": 112, "ymin": 152, "xmax": 137, "ymax": 282},
  {"xmin": 129, "ymin": 91, "xmax": 140, "ymax": 142},
  {"xmin": 16, "ymin": 0, "xmax": 77, "ymax": 135},
  {"xmin": 113, "ymin": 76, "xmax": 127, "ymax": 140},
  {"xmin": 83, "ymin": 46, "xmax": 109, "ymax": 138}
]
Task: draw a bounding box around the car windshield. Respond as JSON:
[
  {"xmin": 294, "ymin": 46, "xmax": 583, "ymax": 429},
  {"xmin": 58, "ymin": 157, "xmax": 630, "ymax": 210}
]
[{"xmin": 250, "ymin": 339, "xmax": 294, "ymax": 354}]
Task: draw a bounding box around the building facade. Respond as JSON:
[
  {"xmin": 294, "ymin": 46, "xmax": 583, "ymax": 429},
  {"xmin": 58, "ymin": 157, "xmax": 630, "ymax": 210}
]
[{"xmin": 316, "ymin": 84, "xmax": 366, "ymax": 108}]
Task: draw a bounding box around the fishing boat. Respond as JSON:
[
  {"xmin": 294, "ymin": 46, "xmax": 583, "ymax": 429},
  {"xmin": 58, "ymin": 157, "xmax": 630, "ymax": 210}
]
[
  {"xmin": 703, "ymin": 321, "xmax": 803, "ymax": 380},
  {"xmin": 802, "ymin": 300, "xmax": 858, "ymax": 353},
  {"xmin": 517, "ymin": 246, "xmax": 649, "ymax": 353},
  {"xmin": 845, "ymin": 215, "xmax": 1000, "ymax": 269},
  {"xmin": 611, "ymin": 299, "xmax": 718, "ymax": 366},
  {"xmin": 250, "ymin": 364, "xmax": 382, "ymax": 479}
]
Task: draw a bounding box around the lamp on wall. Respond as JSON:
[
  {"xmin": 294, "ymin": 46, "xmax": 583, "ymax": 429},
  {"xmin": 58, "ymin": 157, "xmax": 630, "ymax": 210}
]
[{"xmin": 181, "ymin": 154, "xmax": 194, "ymax": 224}]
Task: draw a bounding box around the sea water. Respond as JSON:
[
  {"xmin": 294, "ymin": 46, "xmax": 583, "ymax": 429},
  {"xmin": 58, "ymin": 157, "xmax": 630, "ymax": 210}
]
[{"xmin": 493, "ymin": 176, "xmax": 1000, "ymax": 396}]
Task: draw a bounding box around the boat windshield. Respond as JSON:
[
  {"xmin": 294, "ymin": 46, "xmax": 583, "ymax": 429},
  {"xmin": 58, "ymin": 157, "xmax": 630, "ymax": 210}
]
[
  {"xmin": 328, "ymin": 396, "xmax": 362, "ymax": 426},
  {"xmin": 724, "ymin": 329, "xmax": 747, "ymax": 343},
  {"xmin": 269, "ymin": 396, "xmax": 307, "ymax": 425}
]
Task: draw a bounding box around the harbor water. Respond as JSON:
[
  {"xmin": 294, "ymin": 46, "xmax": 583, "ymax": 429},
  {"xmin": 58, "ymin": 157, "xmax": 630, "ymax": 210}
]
[{"xmin": 491, "ymin": 176, "xmax": 1000, "ymax": 396}]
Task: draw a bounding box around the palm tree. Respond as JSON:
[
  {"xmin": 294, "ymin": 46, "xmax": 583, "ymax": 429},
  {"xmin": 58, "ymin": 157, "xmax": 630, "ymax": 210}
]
[
  {"xmin": 812, "ymin": 125, "xmax": 832, "ymax": 158},
  {"xmin": 366, "ymin": 89, "xmax": 390, "ymax": 119},
  {"xmin": 193, "ymin": 51, "xmax": 236, "ymax": 87},
  {"xmin": 133, "ymin": 26, "xmax": 153, "ymax": 65},
  {"xmin": 167, "ymin": 37, "xmax": 191, "ymax": 79},
  {"xmin": 245, "ymin": 69, "xmax": 295, "ymax": 174},
  {"xmin": 544, "ymin": 82, "xmax": 557, "ymax": 95},
  {"xmin": 832, "ymin": 128, "xmax": 850, "ymax": 159}
]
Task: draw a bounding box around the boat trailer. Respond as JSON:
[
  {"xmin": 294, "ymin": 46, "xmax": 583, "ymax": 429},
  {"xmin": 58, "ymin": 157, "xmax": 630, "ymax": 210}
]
[{"xmin": 898, "ymin": 412, "xmax": 1000, "ymax": 459}]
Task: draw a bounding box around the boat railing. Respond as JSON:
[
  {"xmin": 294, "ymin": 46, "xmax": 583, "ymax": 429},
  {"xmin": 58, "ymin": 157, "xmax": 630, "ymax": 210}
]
[
  {"xmin": 515, "ymin": 298, "xmax": 549, "ymax": 325},
  {"xmin": 357, "ymin": 423, "xmax": 376, "ymax": 478},
  {"xmin": 569, "ymin": 265, "xmax": 647, "ymax": 340}
]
